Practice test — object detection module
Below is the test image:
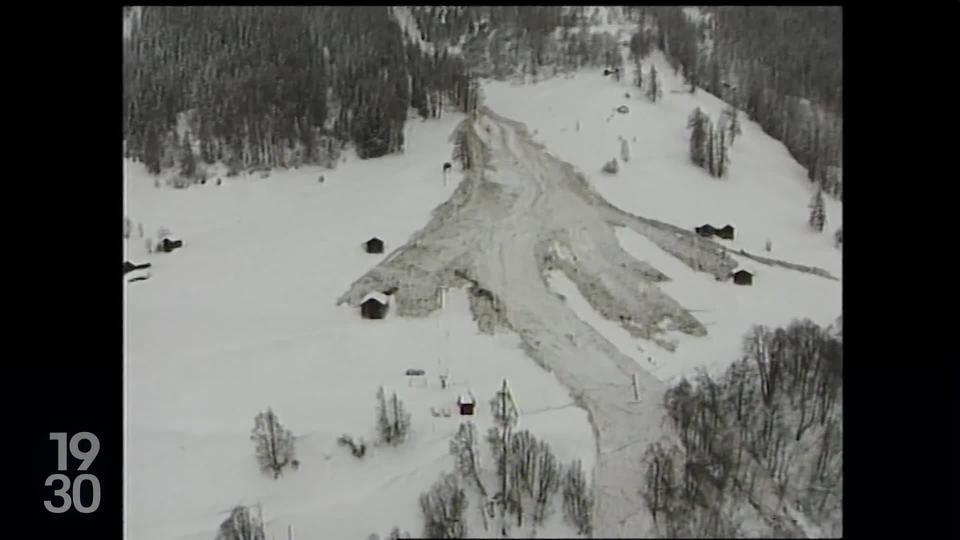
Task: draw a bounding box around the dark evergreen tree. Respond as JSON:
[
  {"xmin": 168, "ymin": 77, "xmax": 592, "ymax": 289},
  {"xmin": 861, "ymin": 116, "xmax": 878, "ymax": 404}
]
[
  {"xmin": 717, "ymin": 129, "xmax": 729, "ymax": 178},
  {"xmin": 646, "ymin": 65, "xmax": 661, "ymax": 103},
  {"xmin": 722, "ymin": 105, "xmax": 742, "ymax": 146},
  {"xmin": 143, "ymin": 125, "xmax": 162, "ymax": 175},
  {"xmin": 706, "ymin": 125, "xmax": 716, "ymax": 176},
  {"xmin": 180, "ymin": 133, "xmax": 197, "ymax": 178},
  {"xmin": 809, "ymin": 188, "xmax": 827, "ymax": 232},
  {"xmin": 687, "ymin": 108, "xmax": 708, "ymax": 168}
]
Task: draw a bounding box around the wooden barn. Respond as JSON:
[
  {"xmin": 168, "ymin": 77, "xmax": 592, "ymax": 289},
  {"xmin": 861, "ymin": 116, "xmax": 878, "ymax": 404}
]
[
  {"xmin": 156, "ymin": 237, "xmax": 183, "ymax": 253},
  {"xmin": 731, "ymin": 269, "xmax": 754, "ymax": 286},
  {"xmin": 695, "ymin": 224, "xmax": 717, "ymax": 237},
  {"xmin": 365, "ymin": 237, "xmax": 385, "ymax": 254},
  {"xmin": 457, "ymin": 393, "xmax": 476, "ymax": 416},
  {"xmin": 716, "ymin": 225, "xmax": 735, "ymax": 240},
  {"xmin": 360, "ymin": 292, "xmax": 390, "ymax": 319}
]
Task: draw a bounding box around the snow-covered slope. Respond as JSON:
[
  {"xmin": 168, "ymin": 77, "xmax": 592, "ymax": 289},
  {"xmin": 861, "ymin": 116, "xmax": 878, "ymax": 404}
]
[
  {"xmin": 124, "ymin": 114, "xmax": 592, "ymax": 540},
  {"xmin": 483, "ymin": 49, "xmax": 842, "ymax": 385},
  {"xmin": 126, "ymin": 36, "xmax": 842, "ymax": 539}
]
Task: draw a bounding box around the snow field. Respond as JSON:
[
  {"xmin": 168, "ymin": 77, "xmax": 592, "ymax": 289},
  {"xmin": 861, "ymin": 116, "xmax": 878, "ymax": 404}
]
[
  {"xmin": 125, "ymin": 112, "xmax": 593, "ymax": 540},
  {"xmin": 483, "ymin": 51, "xmax": 841, "ymax": 385}
]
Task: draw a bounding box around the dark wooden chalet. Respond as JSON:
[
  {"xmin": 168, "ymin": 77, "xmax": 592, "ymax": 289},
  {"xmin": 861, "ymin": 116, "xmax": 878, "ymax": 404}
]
[
  {"xmin": 731, "ymin": 269, "xmax": 754, "ymax": 286},
  {"xmin": 361, "ymin": 292, "xmax": 390, "ymax": 319},
  {"xmin": 716, "ymin": 225, "xmax": 735, "ymax": 240},
  {"xmin": 695, "ymin": 224, "xmax": 717, "ymax": 237},
  {"xmin": 365, "ymin": 237, "xmax": 385, "ymax": 254}
]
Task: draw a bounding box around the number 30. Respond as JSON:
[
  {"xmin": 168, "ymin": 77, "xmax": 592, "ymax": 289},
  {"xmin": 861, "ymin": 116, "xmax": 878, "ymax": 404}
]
[{"xmin": 44, "ymin": 473, "xmax": 101, "ymax": 513}]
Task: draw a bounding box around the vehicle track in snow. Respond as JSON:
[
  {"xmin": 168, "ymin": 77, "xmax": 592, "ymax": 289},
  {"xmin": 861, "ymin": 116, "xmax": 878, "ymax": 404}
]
[{"xmin": 338, "ymin": 107, "xmax": 836, "ymax": 537}]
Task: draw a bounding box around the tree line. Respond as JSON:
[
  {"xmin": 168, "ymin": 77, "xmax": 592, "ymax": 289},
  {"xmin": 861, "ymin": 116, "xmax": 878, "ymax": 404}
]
[
  {"xmin": 123, "ymin": 7, "xmax": 474, "ymax": 175},
  {"xmin": 635, "ymin": 6, "xmax": 843, "ymax": 199},
  {"xmin": 642, "ymin": 318, "xmax": 843, "ymax": 537}
]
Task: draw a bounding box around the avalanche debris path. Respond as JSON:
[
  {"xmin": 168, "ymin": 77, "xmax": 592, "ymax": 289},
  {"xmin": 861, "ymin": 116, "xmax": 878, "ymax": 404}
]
[{"xmin": 338, "ymin": 107, "xmax": 836, "ymax": 537}]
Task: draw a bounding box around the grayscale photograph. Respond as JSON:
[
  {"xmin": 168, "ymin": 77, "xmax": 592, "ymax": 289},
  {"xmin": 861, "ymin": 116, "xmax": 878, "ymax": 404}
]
[{"xmin": 123, "ymin": 6, "xmax": 842, "ymax": 539}]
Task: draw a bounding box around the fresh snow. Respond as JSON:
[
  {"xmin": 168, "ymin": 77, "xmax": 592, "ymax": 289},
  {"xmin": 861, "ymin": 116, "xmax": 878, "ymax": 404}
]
[
  {"xmin": 483, "ymin": 48, "xmax": 842, "ymax": 383},
  {"xmin": 483, "ymin": 49, "xmax": 842, "ymax": 279},
  {"xmin": 124, "ymin": 112, "xmax": 592, "ymax": 540},
  {"xmin": 126, "ymin": 30, "xmax": 841, "ymax": 538}
]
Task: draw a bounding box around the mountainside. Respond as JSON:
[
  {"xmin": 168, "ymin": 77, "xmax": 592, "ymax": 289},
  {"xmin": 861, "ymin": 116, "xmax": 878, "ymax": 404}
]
[{"xmin": 124, "ymin": 7, "xmax": 842, "ymax": 540}]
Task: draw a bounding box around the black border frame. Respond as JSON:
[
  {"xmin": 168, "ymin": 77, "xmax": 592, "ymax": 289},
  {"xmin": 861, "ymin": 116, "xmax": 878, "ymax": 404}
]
[{"xmin": 16, "ymin": 4, "xmax": 960, "ymax": 539}]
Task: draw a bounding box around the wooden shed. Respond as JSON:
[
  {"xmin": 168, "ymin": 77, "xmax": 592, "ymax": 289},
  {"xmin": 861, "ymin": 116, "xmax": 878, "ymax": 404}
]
[
  {"xmin": 695, "ymin": 224, "xmax": 717, "ymax": 237},
  {"xmin": 731, "ymin": 269, "xmax": 754, "ymax": 286},
  {"xmin": 365, "ymin": 237, "xmax": 385, "ymax": 254},
  {"xmin": 360, "ymin": 292, "xmax": 390, "ymax": 319},
  {"xmin": 457, "ymin": 393, "xmax": 476, "ymax": 416},
  {"xmin": 157, "ymin": 237, "xmax": 183, "ymax": 253},
  {"xmin": 716, "ymin": 225, "xmax": 735, "ymax": 240}
]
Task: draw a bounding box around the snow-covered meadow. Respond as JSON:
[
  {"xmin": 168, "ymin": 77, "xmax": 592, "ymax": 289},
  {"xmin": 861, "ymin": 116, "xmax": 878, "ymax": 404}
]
[
  {"xmin": 124, "ymin": 113, "xmax": 592, "ymax": 540},
  {"xmin": 125, "ymin": 41, "xmax": 841, "ymax": 539}
]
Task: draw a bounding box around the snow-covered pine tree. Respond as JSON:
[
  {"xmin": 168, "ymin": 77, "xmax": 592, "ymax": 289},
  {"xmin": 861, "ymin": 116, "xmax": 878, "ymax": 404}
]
[
  {"xmin": 634, "ymin": 61, "xmax": 643, "ymax": 89},
  {"xmin": 717, "ymin": 129, "xmax": 729, "ymax": 178},
  {"xmin": 215, "ymin": 506, "xmax": 266, "ymax": 540},
  {"xmin": 123, "ymin": 216, "xmax": 132, "ymax": 239},
  {"xmin": 809, "ymin": 188, "xmax": 827, "ymax": 232},
  {"xmin": 706, "ymin": 125, "xmax": 716, "ymax": 177},
  {"xmin": 250, "ymin": 408, "xmax": 296, "ymax": 478},
  {"xmin": 391, "ymin": 391, "xmax": 411, "ymax": 445},
  {"xmin": 376, "ymin": 386, "xmax": 392, "ymax": 443},
  {"xmin": 376, "ymin": 386, "xmax": 411, "ymax": 446},
  {"xmin": 647, "ymin": 65, "xmax": 660, "ymax": 103},
  {"xmin": 620, "ymin": 137, "xmax": 631, "ymax": 162},
  {"xmin": 180, "ymin": 133, "xmax": 197, "ymax": 178},
  {"xmin": 723, "ymin": 105, "xmax": 742, "ymax": 146},
  {"xmin": 144, "ymin": 125, "xmax": 162, "ymax": 174},
  {"xmin": 687, "ymin": 108, "xmax": 708, "ymax": 168},
  {"xmin": 834, "ymin": 227, "xmax": 842, "ymax": 248}
]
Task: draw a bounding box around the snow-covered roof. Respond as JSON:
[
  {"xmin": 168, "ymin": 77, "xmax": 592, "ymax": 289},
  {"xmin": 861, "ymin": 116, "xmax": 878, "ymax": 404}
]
[
  {"xmin": 362, "ymin": 292, "xmax": 389, "ymax": 305},
  {"xmin": 732, "ymin": 267, "xmax": 756, "ymax": 276},
  {"xmin": 457, "ymin": 394, "xmax": 476, "ymax": 405}
]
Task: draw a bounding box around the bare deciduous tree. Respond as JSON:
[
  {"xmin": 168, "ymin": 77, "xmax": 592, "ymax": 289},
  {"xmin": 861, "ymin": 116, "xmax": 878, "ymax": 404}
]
[
  {"xmin": 561, "ymin": 459, "xmax": 593, "ymax": 536},
  {"xmin": 250, "ymin": 408, "xmax": 295, "ymax": 479},
  {"xmin": 215, "ymin": 506, "xmax": 266, "ymax": 540},
  {"xmin": 420, "ymin": 473, "xmax": 468, "ymax": 539}
]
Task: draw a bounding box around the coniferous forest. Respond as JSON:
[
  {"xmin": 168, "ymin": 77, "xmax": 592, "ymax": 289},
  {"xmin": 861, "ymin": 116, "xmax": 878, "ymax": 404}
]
[
  {"xmin": 124, "ymin": 6, "xmax": 841, "ymax": 200},
  {"xmin": 123, "ymin": 7, "xmax": 473, "ymax": 174},
  {"xmin": 640, "ymin": 6, "xmax": 843, "ymax": 199}
]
